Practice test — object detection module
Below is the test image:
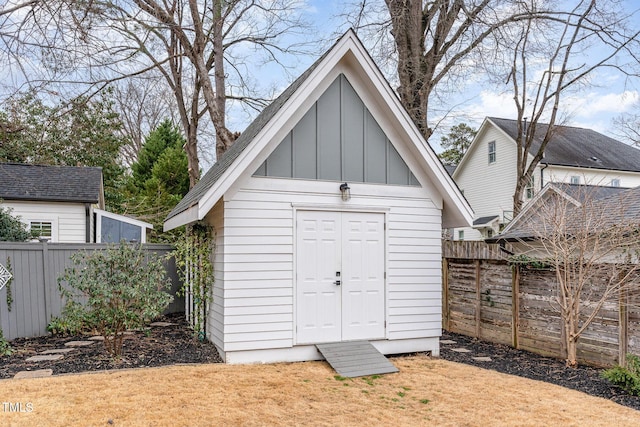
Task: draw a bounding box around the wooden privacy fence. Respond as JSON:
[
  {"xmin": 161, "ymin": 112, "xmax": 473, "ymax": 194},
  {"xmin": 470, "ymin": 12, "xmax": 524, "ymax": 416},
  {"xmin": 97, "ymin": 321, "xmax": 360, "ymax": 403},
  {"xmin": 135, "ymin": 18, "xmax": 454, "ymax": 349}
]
[
  {"xmin": 442, "ymin": 240, "xmax": 640, "ymax": 367},
  {"xmin": 0, "ymin": 242, "xmax": 184, "ymax": 340}
]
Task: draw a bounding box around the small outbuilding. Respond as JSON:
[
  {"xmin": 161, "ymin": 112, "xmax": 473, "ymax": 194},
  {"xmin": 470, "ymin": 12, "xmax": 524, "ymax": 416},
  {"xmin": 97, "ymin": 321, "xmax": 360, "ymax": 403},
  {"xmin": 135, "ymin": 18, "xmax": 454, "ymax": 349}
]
[{"xmin": 164, "ymin": 30, "xmax": 473, "ymax": 364}]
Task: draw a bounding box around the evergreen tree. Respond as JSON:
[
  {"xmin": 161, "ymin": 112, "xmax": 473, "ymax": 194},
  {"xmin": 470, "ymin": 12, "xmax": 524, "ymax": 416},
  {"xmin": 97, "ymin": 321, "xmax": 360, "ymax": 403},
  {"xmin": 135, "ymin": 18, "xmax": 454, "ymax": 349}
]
[{"xmin": 439, "ymin": 123, "xmax": 477, "ymax": 166}]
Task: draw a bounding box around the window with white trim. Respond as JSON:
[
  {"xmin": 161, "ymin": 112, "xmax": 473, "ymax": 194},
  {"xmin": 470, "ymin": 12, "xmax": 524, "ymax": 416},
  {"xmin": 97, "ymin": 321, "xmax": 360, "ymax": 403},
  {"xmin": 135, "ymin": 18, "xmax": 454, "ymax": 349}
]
[
  {"xmin": 30, "ymin": 221, "xmax": 52, "ymax": 240},
  {"xmin": 526, "ymin": 176, "xmax": 535, "ymax": 199},
  {"xmin": 488, "ymin": 141, "xmax": 496, "ymax": 164},
  {"xmin": 458, "ymin": 230, "xmax": 464, "ymax": 241},
  {"xmin": 611, "ymin": 178, "xmax": 620, "ymax": 187},
  {"xmin": 570, "ymin": 176, "xmax": 580, "ymax": 185}
]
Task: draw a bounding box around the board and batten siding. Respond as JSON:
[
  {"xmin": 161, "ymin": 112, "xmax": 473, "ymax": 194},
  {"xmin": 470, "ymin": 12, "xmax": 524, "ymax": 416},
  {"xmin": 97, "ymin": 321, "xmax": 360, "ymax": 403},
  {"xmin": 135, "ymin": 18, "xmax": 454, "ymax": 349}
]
[
  {"xmin": 209, "ymin": 176, "xmax": 442, "ymax": 354},
  {"xmin": 1, "ymin": 201, "xmax": 87, "ymax": 243}
]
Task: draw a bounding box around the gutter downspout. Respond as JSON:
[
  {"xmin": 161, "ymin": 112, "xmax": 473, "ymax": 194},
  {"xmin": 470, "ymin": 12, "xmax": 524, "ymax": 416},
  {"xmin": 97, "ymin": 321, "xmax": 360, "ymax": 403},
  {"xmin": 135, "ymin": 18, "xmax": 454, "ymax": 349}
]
[
  {"xmin": 85, "ymin": 203, "xmax": 91, "ymax": 243},
  {"xmin": 540, "ymin": 163, "xmax": 549, "ymax": 189}
]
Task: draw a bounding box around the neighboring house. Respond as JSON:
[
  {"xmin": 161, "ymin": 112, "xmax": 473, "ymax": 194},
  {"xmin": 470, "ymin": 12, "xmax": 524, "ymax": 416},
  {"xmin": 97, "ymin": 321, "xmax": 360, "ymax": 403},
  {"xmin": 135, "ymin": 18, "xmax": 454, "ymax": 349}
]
[
  {"xmin": 0, "ymin": 163, "xmax": 151, "ymax": 243},
  {"xmin": 489, "ymin": 182, "xmax": 639, "ymax": 259},
  {"xmin": 164, "ymin": 30, "xmax": 473, "ymax": 364},
  {"xmin": 452, "ymin": 117, "xmax": 640, "ymax": 240}
]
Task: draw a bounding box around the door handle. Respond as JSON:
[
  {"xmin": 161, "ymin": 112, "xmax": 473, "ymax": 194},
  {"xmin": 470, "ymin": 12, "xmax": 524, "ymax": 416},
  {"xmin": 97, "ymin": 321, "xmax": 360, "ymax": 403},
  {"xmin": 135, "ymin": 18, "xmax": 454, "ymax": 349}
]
[{"xmin": 334, "ymin": 280, "xmax": 341, "ymax": 286}]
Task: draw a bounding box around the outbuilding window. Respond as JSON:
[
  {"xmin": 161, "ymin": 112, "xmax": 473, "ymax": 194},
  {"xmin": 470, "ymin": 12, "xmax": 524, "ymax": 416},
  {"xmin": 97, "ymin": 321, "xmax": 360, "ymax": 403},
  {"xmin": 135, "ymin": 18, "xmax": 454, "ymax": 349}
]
[
  {"xmin": 30, "ymin": 221, "xmax": 52, "ymax": 240},
  {"xmin": 611, "ymin": 178, "xmax": 620, "ymax": 187}
]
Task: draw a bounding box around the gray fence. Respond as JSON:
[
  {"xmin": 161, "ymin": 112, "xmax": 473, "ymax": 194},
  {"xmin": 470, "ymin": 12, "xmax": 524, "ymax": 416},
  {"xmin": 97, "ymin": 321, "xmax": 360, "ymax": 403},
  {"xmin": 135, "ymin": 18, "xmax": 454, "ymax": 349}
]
[{"xmin": 0, "ymin": 242, "xmax": 184, "ymax": 340}]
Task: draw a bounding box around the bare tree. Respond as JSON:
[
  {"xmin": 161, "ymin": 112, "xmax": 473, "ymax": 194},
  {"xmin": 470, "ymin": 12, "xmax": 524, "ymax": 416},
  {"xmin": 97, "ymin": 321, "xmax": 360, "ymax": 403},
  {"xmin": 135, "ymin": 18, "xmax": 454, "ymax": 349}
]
[
  {"xmin": 613, "ymin": 106, "xmax": 640, "ymax": 146},
  {"xmin": 1, "ymin": 0, "xmax": 312, "ymax": 187},
  {"xmin": 344, "ymin": 0, "xmax": 540, "ymax": 140},
  {"xmin": 499, "ymin": 0, "xmax": 640, "ymax": 215},
  {"xmin": 512, "ymin": 185, "xmax": 640, "ymax": 367},
  {"xmin": 112, "ymin": 78, "xmax": 177, "ymax": 167}
]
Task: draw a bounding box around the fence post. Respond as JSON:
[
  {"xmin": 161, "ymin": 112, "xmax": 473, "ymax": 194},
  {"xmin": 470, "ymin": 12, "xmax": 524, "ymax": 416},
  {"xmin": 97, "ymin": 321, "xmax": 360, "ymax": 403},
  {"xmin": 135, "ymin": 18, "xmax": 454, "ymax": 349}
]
[
  {"xmin": 475, "ymin": 259, "xmax": 481, "ymax": 339},
  {"xmin": 511, "ymin": 264, "xmax": 520, "ymax": 349},
  {"xmin": 442, "ymin": 258, "xmax": 449, "ymax": 330},
  {"xmin": 619, "ymin": 287, "xmax": 628, "ymax": 365},
  {"xmin": 41, "ymin": 241, "xmax": 51, "ymax": 323}
]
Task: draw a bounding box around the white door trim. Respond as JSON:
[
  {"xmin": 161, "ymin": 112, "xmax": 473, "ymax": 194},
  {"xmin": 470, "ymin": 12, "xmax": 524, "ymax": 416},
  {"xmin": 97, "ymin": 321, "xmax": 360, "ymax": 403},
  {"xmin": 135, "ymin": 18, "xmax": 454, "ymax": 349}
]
[{"xmin": 293, "ymin": 207, "xmax": 387, "ymax": 345}]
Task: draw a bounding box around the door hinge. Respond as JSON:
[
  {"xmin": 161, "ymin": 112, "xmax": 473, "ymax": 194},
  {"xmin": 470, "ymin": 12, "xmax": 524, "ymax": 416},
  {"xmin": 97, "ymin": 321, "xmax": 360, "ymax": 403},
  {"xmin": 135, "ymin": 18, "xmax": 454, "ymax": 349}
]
[
  {"xmin": 384, "ymin": 321, "xmax": 387, "ymax": 328},
  {"xmin": 384, "ymin": 271, "xmax": 386, "ymax": 279}
]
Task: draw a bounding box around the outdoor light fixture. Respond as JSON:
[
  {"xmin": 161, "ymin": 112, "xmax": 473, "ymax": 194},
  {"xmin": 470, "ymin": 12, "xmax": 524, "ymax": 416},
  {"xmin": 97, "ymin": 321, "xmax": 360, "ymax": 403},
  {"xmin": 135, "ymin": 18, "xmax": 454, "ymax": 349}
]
[{"xmin": 339, "ymin": 182, "xmax": 351, "ymax": 201}]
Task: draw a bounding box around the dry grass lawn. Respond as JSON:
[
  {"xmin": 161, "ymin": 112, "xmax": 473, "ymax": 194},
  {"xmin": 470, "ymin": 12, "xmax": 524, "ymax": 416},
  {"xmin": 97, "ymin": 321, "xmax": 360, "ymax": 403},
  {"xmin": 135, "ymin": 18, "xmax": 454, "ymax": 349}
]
[{"xmin": 0, "ymin": 355, "xmax": 638, "ymax": 426}]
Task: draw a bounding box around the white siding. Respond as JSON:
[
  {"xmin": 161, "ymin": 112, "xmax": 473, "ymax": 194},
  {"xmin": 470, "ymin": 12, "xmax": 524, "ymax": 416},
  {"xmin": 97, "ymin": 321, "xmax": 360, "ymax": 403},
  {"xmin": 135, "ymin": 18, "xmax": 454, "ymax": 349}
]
[
  {"xmin": 453, "ymin": 124, "xmax": 520, "ymax": 240},
  {"xmin": 2, "ymin": 201, "xmax": 87, "ymax": 243},
  {"xmin": 216, "ymin": 177, "xmax": 442, "ymax": 353},
  {"xmin": 205, "ymin": 200, "xmax": 225, "ymax": 349},
  {"xmin": 543, "ymin": 166, "xmax": 640, "ymax": 188}
]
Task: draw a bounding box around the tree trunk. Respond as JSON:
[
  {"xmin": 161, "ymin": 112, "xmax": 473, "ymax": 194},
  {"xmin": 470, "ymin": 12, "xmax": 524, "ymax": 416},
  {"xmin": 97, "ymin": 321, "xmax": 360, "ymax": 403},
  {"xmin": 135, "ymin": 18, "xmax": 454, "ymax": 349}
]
[{"xmin": 385, "ymin": 0, "xmax": 431, "ymax": 140}]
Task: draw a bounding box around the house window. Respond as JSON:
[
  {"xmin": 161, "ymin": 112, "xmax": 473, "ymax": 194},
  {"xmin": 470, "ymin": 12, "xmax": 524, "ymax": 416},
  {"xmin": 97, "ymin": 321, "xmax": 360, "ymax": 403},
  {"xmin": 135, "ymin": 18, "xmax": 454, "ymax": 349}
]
[
  {"xmin": 458, "ymin": 230, "xmax": 464, "ymax": 241},
  {"xmin": 611, "ymin": 178, "xmax": 620, "ymax": 187},
  {"xmin": 30, "ymin": 221, "xmax": 52, "ymax": 240},
  {"xmin": 526, "ymin": 176, "xmax": 535, "ymax": 199},
  {"xmin": 488, "ymin": 141, "xmax": 496, "ymax": 164},
  {"xmin": 487, "ymin": 229, "xmax": 494, "ymax": 238},
  {"xmin": 570, "ymin": 176, "xmax": 580, "ymax": 185}
]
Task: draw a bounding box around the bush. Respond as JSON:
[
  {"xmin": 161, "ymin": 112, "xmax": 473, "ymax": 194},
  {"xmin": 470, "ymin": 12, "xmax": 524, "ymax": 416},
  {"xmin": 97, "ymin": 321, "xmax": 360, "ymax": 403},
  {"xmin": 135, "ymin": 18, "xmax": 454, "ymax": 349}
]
[
  {"xmin": 58, "ymin": 242, "xmax": 173, "ymax": 356},
  {"xmin": 602, "ymin": 354, "xmax": 640, "ymax": 396},
  {"xmin": 47, "ymin": 301, "xmax": 98, "ymax": 336},
  {"xmin": 0, "ymin": 329, "xmax": 12, "ymax": 356}
]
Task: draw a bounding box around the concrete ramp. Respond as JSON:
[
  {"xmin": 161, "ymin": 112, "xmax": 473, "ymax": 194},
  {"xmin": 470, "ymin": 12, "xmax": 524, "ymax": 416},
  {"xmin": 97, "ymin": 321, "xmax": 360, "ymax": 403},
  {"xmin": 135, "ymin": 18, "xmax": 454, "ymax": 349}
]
[{"xmin": 316, "ymin": 341, "xmax": 399, "ymax": 378}]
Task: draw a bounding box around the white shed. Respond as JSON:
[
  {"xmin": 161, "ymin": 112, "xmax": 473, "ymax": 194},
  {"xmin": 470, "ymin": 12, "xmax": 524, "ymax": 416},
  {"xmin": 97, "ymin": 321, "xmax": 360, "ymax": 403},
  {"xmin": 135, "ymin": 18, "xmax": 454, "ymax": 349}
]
[{"xmin": 164, "ymin": 30, "xmax": 473, "ymax": 364}]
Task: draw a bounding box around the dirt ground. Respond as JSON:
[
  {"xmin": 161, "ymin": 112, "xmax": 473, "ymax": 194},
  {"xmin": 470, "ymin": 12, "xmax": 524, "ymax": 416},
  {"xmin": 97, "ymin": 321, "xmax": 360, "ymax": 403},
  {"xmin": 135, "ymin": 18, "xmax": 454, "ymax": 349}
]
[{"xmin": 1, "ymin": 355, "xmax": 640, "ymax": 427}]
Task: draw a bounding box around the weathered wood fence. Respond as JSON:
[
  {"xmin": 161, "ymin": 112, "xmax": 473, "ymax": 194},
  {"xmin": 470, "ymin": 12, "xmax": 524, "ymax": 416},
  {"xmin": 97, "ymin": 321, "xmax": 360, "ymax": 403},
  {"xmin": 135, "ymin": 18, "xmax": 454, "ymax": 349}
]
[
  {"xmin": 0, "ymin": 242, "xmax": 184, "ymax": 340},
  {"xmin": 443, "ymin": 240, "xmax": 640, "ymax": 367}
]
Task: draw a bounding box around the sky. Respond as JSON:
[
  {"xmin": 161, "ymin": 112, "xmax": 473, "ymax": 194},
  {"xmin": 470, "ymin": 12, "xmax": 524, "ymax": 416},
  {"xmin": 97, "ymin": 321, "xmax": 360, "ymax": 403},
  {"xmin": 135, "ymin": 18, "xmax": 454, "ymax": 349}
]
[{"xmin": 245, "ymin": 0, "xmax": 640, "ymax": 153}]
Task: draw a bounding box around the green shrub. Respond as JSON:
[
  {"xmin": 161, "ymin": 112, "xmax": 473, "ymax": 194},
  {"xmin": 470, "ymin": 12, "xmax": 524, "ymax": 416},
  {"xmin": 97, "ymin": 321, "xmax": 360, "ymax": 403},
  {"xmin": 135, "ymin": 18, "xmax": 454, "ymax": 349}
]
[
  {"xmin": 58, "ymin": 242, "xmax": 173, "ymax": 357},
  {"xmin": 602, "ymin": 354, "xmax": 640, "ymax": 396},
  {"xmin": 0, "ymin": 329, "xmax": 12, "ymax": 356},
  {"xmin": 47, "ymin": 301, "xmax": 98, "ymax": 336}
]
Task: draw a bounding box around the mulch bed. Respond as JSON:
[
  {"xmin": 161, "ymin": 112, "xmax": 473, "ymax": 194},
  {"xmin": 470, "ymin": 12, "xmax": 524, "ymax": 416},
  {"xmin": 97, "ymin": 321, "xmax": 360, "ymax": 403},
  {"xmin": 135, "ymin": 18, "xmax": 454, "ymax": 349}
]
[
  {"xmin": 439, "ymin": 330, "xmax": 640, "ymax": 411},
  {"xmin": 0, "ymin": 312, "xmax": 221, "ymax": 379},
  {"xmin": 2, "ymin": 315, "xmax": 639, "ymax": 412}
]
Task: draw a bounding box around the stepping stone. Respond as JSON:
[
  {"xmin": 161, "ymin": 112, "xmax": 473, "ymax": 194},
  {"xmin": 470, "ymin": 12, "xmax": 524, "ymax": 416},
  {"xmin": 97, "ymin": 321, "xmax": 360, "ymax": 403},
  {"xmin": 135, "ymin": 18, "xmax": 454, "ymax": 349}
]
[
  {"xmin": 472, "ymin": 356, "xmax": 493, "ymax": 362},
  {"xmin": 40, "ymin": 348, "xmax": 75, "ymax": 355},
  {"xmin": 451, "ymin": 347, "xmax": 472, "ymax": 353},
  {"xmin": 440, "ymin": 340, "xmax": 457, "ymax": 345},
  {"xmin": 14, "ymin": 369, "xmax": 53, "ymax": 379},
  {"xmin": 64, "ymin": 340, "xmax": 95, "ymax": 347},
  {"xmin": 26, "ymin": 354, "xmax": 64, "ymax": 362},
  {"xmin": 150, "ymin": 322, "xmax": 175, "ymax": 327},
  {"xmin": 88, "ymin": 335, "xmax": 105, "ymax": 341}
]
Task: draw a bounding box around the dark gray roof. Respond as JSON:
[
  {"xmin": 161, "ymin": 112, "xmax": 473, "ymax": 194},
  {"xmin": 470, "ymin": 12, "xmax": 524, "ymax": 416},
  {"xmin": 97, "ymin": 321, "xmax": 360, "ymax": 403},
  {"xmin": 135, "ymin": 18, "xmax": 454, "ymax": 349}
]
[
  {"xmin": 489, "ymin": 117, "xmax": 640, "ymax": 172},
  {"xmin": 551, "ymin": 183, "xmax": 629, "ymax": 202},
  {"xmin": 166, "ymin": 36, "xmax": 337, "ymax": 221},
  {"xmin": 492, "ymin": 183, "xmax": 634, "ymax": 242},
  {"xmin": 0, "ymin": 163, "xmax": 102, "ymax": 203},
  {"xmin": 473, "ymin": 215, "xmax": 499, "ymax": 226}
]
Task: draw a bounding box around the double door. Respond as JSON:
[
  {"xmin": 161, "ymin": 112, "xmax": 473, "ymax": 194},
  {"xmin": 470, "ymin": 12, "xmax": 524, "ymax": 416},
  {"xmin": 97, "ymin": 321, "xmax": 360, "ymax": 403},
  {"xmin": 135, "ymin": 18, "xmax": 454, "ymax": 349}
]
[{"xmin": 296, "ymin": 210, "xmax": 385, "ymax": 344}]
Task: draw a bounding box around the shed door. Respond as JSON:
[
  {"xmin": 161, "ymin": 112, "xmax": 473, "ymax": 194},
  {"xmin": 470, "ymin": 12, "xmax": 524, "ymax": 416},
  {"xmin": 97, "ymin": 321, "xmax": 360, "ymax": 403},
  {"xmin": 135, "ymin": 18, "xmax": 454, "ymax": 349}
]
[{"xmin": 296, "ymin": 211, "xmax": 385, "ymax": 344}]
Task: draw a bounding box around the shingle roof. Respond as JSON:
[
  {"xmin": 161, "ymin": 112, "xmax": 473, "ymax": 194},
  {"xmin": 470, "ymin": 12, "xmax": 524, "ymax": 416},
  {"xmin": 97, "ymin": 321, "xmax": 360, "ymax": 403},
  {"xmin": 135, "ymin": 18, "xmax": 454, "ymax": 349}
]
[
  {"xmin": 473, "ymin": 215, "xmax": 499, "ymax": 226},
  {"xmin": 0, "ymin": 163, "xmax": 102, "ymax": 204},
  {"xmin": 166, "ymin": 41, "xmax": 332, "ymax": 221},
  {"xmin": 489, "ymin": 117, "xmax": 640, "ymax": 172},
  {"xmin": 492, "ymin": 183, "xmax": 633, "ymax": 242}
]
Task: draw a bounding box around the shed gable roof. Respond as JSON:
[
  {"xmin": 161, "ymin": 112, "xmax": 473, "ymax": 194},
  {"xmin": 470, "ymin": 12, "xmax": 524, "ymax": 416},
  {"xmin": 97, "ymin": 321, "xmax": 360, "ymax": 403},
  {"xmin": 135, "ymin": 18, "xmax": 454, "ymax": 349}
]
[
  {"xmin": 164, "ymin": 30, "xmax": 473, "ymax": 231},
  {"xmin": 0, "ymin": 163, "xmax": 103, "ymax": 204},
  {"xmin": 488, "ymin": 117, "xmax": 640, "ymax": 172}
]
